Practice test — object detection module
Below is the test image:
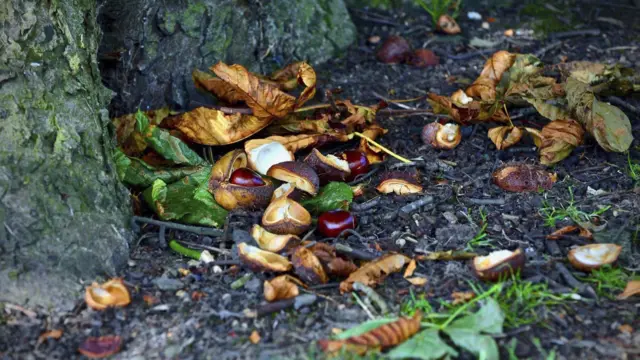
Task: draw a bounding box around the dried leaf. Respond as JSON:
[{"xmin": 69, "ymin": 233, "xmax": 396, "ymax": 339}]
[
  {"xmin": 340, "ymin": 253, "xmax": 411, "ymax": 293},
  {"xmin": 416, "ymin": 250, "xmax": 478, "ymax": 261},
  {"xmin": 466, "ymin": 51, "xmax": 517, "ymax": 101},
  {"xmin": 85, "ymin": 278, "xmax": 131, "ymax": 311},
  {"xmin": 78, "ymin": 335, "xmax": 122, "ymax": 359},
  {"xmin": 539, "ymin": 119, "xmax": 584, "ymax": 165},
  {"xmin": 405, "ymin": 277, "xmax": 428, "ymax": 286},
  {"xmin": 326, "ymin": 257, "xmax": 359, "ymax": 278},
  {"xmin": 488, "ymin": 126, "xmax": 524, "ymax": 150},
  {"xmin": 492, "ymin": 164, "xmax": 557, "ymax": 192},
  {"xmin": 318, "ymin": 312, "xmax": 422, "ymax": 355},
  {"xmin": 616, "ymin": 280, "xmax": 640, "ymax": 300},
  {"xmin": 264, "ymin": 275, "xmax": 304, "ymax": 302},
  {"xmin": 269, "ymin": 62, "xmax": 317, "ymax": 108},
  {"xmin": 403, "ymin": 259, "xmax": 417, "ymax": 278},
  {"xmin": 38, "ymin": 329, "xmax": 63, "ymax": 344},
  {"xmin": 451, "ymin": 291, "xmax": 475, "ymax": 305},
  {"xmin": 566, "ymin": 76, "xmax": 633, "ymax": 152},
  {"xmin": 192, "ymin": 69, "xmax": 243, "ymax": 104},
  {"xmin": 266, "ymin": 115, "xmax": 332, "ymax": 135},
  {"xmin": 526, "ymin": 98, "xmax": 570, "ymax": 121},
  {"xmin": 358, "ymin": 124, "xmax": 388, "ymax": 164},
  {"xmin": 249, "ymin": 330, "xmax": 261, "ymax": 344},
  {"xmin": 264, "ymin": 133, "xmax": 350, "ymax": 153},
  {"xmin": 427, "ymin": 93, "xmax": 508, "ymax": 125},
  {"xmin": 162, "ymin": 107, "xmax": 271, "ymax": 146},
  {"xmin": 211, "ymin": 62, "xmax": 296, "ymax": 119}
]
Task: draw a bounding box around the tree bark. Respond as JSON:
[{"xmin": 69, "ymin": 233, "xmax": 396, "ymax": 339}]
[{"xmin": 0, "ymin": 0, "xmax": 131, "ymax": 310}]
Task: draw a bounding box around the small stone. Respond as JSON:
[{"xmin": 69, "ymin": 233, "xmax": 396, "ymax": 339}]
[
  {"xmin": 152, "ymin": 276, "xmax": 183, "ymax": 291},
  {"xmin": 128, "ymin": 260, "xmax": 136, "ymax": 267},
  {"xmin": 244, "ymin": 277, "xmax": 262, "ymax": 293},
  {"xmin": 442, "ymin": 211, "xmax": 458, "ymax": 224}
]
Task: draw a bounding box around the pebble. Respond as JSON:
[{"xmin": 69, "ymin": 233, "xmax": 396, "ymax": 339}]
[
  {"xmin": 442, "ymin": 211, "xmax": 458, "ymax": 224},
  {"xmin": 244, "ymin": 277, "xmax": 262, "ymax": 293},
  {"xmin": 152, "ymin": 276, "xmax": 183, "ymax": 291}
]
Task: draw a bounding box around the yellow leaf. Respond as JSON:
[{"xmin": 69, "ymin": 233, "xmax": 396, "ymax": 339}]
[
  {"xmin": 270, "ymin": 62, "xmax": 317, "ymax": 108},
  {"xmin": 616, "ymin": 280, "xmax": 640, "ymax": 300},
  {"xmin": 340, "ymin": 253, "xmax": 411, "ymax": 293},
  {"xmin": 162, "ymin": 107, "xmax": 271, "ymax": 145},
  {"xmin": 262, "ymin": 133, "xmax": 350, "ymax": 153},
  {"xmin": 466, "ymin": 51, "xmax": 517, "ymax": 101},
  {"xmin": 212, "ymin": 62, "xmax": 296, "ymax": 119},
  {"xmin": 192, "ymin": 69, "xmax": 244, "ymax": 105}
]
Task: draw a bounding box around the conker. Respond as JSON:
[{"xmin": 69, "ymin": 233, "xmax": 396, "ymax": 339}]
[
  {"xmin": 229, "ymin": 168, "xmax": 266, "ymax": 187},
  {"xmin": 376, "ymin": 36, "xmax": 411, "ymax": 64},
  {"xmin": 317, "ymin": 210, "xmax": 356, "ymax": 237},
  {"xmin": 407, "ymin": 49, "xmax": 439, "ymax": 68},
  {"xmin": 341, "ymin": 150, "xmax": 370, "ymax": 181}
]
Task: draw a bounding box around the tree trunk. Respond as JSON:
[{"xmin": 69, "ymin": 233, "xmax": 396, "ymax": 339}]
[{"xmin": 0, "ymin": 0, "xmax": 131, "ymax": 310}]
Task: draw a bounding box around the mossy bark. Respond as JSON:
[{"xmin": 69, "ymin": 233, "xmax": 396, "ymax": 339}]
[
  {"xmin": 97, "ymin": 0, "xmax": 356, "ymax": 116},
  {"xmin": 0, "ymin": 0, "xmax": 131, "ymax": 310}
]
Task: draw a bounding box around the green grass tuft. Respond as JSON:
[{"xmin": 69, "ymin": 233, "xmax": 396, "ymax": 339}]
[
  {"xmin": 577, "ymin": 265, "xmax": 630, "ymax": 300},
  {"xmin": 539, "ymin": 187, "xmax": 610, "ymax": 228},
  {"xmin": 415, "ymin": 0, "xmax": 461, "ymax": 26}
]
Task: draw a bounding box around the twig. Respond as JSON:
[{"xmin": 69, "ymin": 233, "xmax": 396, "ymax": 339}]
[
  {"xmin": 371, "ymin": 91, "xmax": 416, "ymax": 110},
  {"xmin": 535, "ymin": 41, "xmax": 563, "ymax": 58},
  {"xmin": 4, "ymin": 303, "xmax": 37, "ymax": 319},
  {"xmin": 132, "ymin": 216, "xmax": 223, "ymax": 236},
  {"xmin": 445, "ymin": 48, "xmax": 498, "ymax": 60},
  {"xmin": 378, "ymin": 108, "xmax": 439, "ymax": 117},
  {"xmin": 466, "ymin": 197, "xmax": 506, "ymax": 205},
  {"xmin": 301, "ymin": 228, "xmax": 316, "ymax": 242},
  {"xmin": 348, "ymin": 165, "xmax": 381, "ymax": 185},
  {"xmin": 352, "ymin": 132, "xmax": 411, "ymax": 163},
  {"xmin": 209, "ymin": 260, "xmax": 241, "ymax": 267},
  {"xmin": 310, "ymin": 282, "xmax": 341, "ymax": 290},
  {"xmin": 351, "ymin": 197, "xmax": 382, "ymax": 212},
  {"xmin": 334, "ymin": 243, "xmax": 379, "ymax": 261},
  {"xmin": 230, "ymin": 273, "xmax": 253, "ymax": 290},
  {"xmin": 353, "ymin": 282, "xmax": 389, "ymax": 315},
  {"xmin": 352, "ymin": 292, "xmax": 376, "ymax": 320},
  {"xmin": 174, "ymin": 240, "xmax": 230, "ymax": 255},
  {"xmin": 399, "ymin": 195, "xmax": 434, "ymax": 218},
  {"xmin": 607, "ymin": 96, "xmax": 640, "ymax": 114},
  {"xmin": 550, "ymin": 29, "xmax": 601, "ymax": 39},
  {"xmin": 555, "ymin": 263, "xmax": 597, "ymax": 299}
]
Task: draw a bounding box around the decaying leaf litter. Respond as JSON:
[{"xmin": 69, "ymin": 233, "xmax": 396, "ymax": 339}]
[{"xmin": 3, "ymin": 2, "xmax": 640, "ymax": 359}]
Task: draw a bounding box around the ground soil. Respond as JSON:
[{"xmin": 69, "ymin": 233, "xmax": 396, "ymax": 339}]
[{"xmin": 2, "ymin": 1, "xmax": 640, "ymax": 359}]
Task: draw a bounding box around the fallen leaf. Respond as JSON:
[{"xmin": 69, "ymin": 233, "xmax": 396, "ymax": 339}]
[
  {"xmin": 113, "ymin": 107, "xmax": 172, "ymax": 156},
  {"xmin": 405, "ymin": 277, "xmax": 428, "ymax": 286},
  {"xmin": 249, "ymin": 330, "xmax": 261, "ymax": 344},
  {"xmin": 318, "ymin": 312, "xmax": 422, "ymax": 355},
  {"xmin": 340, "ymin": 253, "xmax": 411, "ymax": 293},
  {"xmin": 264, "ymin": 275, "xmax": 305, "ymax": 302},
  {"xmin": 451, "ymin": 291, "xmax": 475, "ymax": 305},
  {"xmin": 326, "ymin": 257, "xmax": 359, "ymax": 278},
  {"xmin": 427, "ymin": 92, "xmax": 508, "ymax": 125},
  {"xmin": 488, "ymin": 126, "xmax": 524, "ymax": 150},
  {"xmin": 192, "ymin": 69, "xmax": 244, "ymax": 104},
  {"xmin": 492, "ymin": 164, "xmax": 557, "ymax": 192},
  {"xmin": 78, "ymin": 335, "xmax": 123, "ymax": 359},
  {"xmin": 300, "ymin": 182, "xmax": 353, "ymax": 215},
  {"xmin": 114, "ymin": 148, "xmax": 206, "ymax": 188},
  {"xmin": 566, "ymin": 76, "xmax": 633, "ymax": 152},
  {"xmin": 466, "ymin": 51, "xmax": 517, "ymax": 101},
  {"xmin": 38, "ymin": 329, "xmax": 63, "ymax": 344},
  {"xmin": 416, "ymin": 250, "xmax": 478, "ymax": 261},
  {"xmin": 403, "ymin": 259, "xmax": 417, "ymax": 278},
  {"xmin": 617, "ymin": 280, "xmax": 640, "ymax": 300},
  {"xmin": 162, "ymin": 107, "xmax": 270, "ymax": 146},
  {"xmin": 539, "ymin": 119, "xmax": 585, "ymax": 165},
  {"xmin": 525, "ymin": 98, "xmax": 570, "ymax": 121},
  {"xmin": 211, "ymin": 62, "xmax": 296, "ymax": 119},
  {"xmin": 262, "ymin": 133, "xmax": 350, "ymax": 153},
  {"xmin": 358, "ymin": 124, "xmax": 388, "ymax": 164},
  {"xmin": 387, "ymin": 329, "xmax": 458, "ymax": 360},
  {"xmin": 269, "ymin": 62, "xmax": 316, "ymax": 108},
  {"xmin": 85, "ymin": 278, "xmax": 131, "ymax": 311}
]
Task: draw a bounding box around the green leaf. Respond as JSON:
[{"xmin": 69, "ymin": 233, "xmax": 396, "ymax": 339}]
[
  {"xmin": 525, "ymin": 98, "xmax": 569, "ymax": 121},
  {"xmin": 135, "ymin": 109, "xmax": 150, "ymax": 133},
  {"xmin": 387, "ymin": 329, "xmax": 458, "ymax": 360},
  {"xmin": 447, "ymin": 298, "xmax": 504, "ymax": 335},
  {"xmin": 300, "ymin": 182, "xmax": 353, "ymax": 214},
  {"xmin": 442, "ymin": 330, "xmax": 499, "ymax": 360},
  {"xmin": 113, "ymin": 148, "xmax": 207, "ymax": 188},
  {"xmin": 142, "ymin": 175, "xmax": 227, "ymax": 228},
  {"xmin": 144, "ymin": 126, "xmax": 206, "ymax": 166},
  {"xmin": 333, "ymin": 318, "xmax": 397, "ymax": 340},
  {"xmin": 591, "ymin": 99, "xmax": 633, "ymax": 152}
]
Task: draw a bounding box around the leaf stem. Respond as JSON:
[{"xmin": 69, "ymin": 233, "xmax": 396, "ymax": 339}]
[
  {"xmin": 438, "ymin": 283, "xmax": 502, "ymax": 330},
  {"xmin": 294, "ymin": 103, "xmax": 332, "ymax": 112},
  {"xmin": 169, "ymin": 240, "xmax": 202, "ymax": 260},
  {"xmin": 352, "ymin": 132, "xmax": 412, "ymax": 163}
]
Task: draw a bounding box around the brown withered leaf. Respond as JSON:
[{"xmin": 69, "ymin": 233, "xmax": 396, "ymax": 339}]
[
  {"xmin": 326, "ymin": 257, "xmax": 359, "ymax": 278},
  {"xmin": 488, "ymin": 126, "xmax": 524, "ymax": 150},
  {"xmin": 78, "ymin": 335, "xmax": 123, "ymax": 359},
  {"xmin": 192, "ymin": 69, "xmax": 243, "ymax": 105},
  {"xmin": 250, "ymin": 330, "xmax": 261, "ymax": 344},
  {"xmin": 546, "ymin": 225, "xmax": 592, "ymax": 240},
  {"xmin": 211, "ymin": 62, "xmax": 296, "ymax": 119},
  {"xmin": 340, "ymin": 253, "xmax": 411, "ymax": 293},
  {"xmin": 427, "ymin": 92, "xmax": 508, "ymax": 125},
  {"xmin": 358, "ymin": 123, "xmax": 388, "ymax": 164},
  {"xmin": 318, "ymin": 312, "xmax": 422, "ymax": 355},
  {"xmin": 38, "ymin": 329, "xmax": 63, "ymax": 344},
  {"xmin": 263, "ymin": 275, "xmax": 305, "ymax": 302},
  {"xmin": 263, "ymin": 133, "xmax": 350, "ymax": 153},
  {"xmin": 403, "ymin": 259, "xmax": 417, "ymax": 278},
  {"xmin": 405, "ymin": 277, "xmax": 428, "ymax": 286},
  {"xmin": 416, "ymin": 250, "xmax": 478, "ymax": 261},
  {"xmin": 292, "ymin": 246, "xmax": 329, "ymax": 285},
  {"xmin": 451, "ymin": 291, "xmax": 475, "ymax": 305},
  {"xmin": 617, "ymin": 280, "xmax": 640, "ymax": 300},
  {"xmin": 466, "ymin": 51, "xmax": 517, "ymax": 101},
  {"xmin": 269, "ymin": 62, "xmax": 317, "ymax": 108},
  {"xmin": 539, "ymin": 119, "xmax": 585, "ymax": 165},
  {"xmin": 492, "ymin": 164, "xmax": 557, "ymax": 192},
  {"xmin": 266, "ymin": 114, "xmax": 332, "ymax": 135},
  {"xmin": 162, "ymin": 107, "xmax": 270, "ymax": 145}
]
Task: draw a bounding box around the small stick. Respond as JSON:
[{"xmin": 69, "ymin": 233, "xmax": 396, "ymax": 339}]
[
  {"xmin": 132, "ymin": 216, "xmax": 223, "ymax": 237},
  {"xmin": 555, "ymin": 263, "xmax": 597, "ymax": 299},
  {"xmin": 351, "ymin": 197, "xmax": 382, "ymax": 212},
  {"xmin": 209, "ymin": 260, "xmax": 241, "ymax": 267},
  {"xmin": 176, "ymin": 240, "xmax": 230, "ymax": 255},
  {"xmin": 353, "ymin": 282, "xmax": 389, "ymax": 315},
  {"xmin": 371, "ymin": 91, "xmax": 416, "ymax": 110},
  {"xmin": 550, "ymin": 29, "xmax": 601, "ymax": 39},
  {"xmin": 335, "ymin": 243, "xmax": 379, "ymax": 261},
  {"xmin": 535, "ymin": 40, "xmax": 563, "ymax": 58},
  {"xmin": 466, "ymin": 197, "xmax": 506, "ymax": 206},
  {"xmin": 348, "ymin": 165, "xmax": 381, "ymax": 185},
  {"xmin": 352, "ymin": 292, "xmax": 376, "ymax": 320},
  {"xmin": 607, "ymin": 96, "xmax": 640, "ymax": 114},
  {"xmin": 378, "ymin": 108, "xmax": 439, "ymax": 117},
  {"xmin": 230, "ymin": 273, "xmax": 253, "ymax": 290},
  {"xmin": 399, "ymin": 195, "xmax": 434, "ymax": 218},
  {"xmin": 255, "ymin": 294, "xmax": 318, "ymax": 317},
  {"xmin": 352, "ymin": 132, "xmax": 411, "ymax": 163}
]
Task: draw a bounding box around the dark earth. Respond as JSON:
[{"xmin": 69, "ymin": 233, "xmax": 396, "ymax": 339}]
[{"xmin": 2, "ymin": 1, "xmax": 640, "ymax": 359}]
